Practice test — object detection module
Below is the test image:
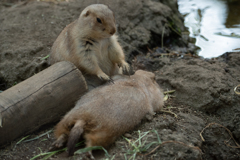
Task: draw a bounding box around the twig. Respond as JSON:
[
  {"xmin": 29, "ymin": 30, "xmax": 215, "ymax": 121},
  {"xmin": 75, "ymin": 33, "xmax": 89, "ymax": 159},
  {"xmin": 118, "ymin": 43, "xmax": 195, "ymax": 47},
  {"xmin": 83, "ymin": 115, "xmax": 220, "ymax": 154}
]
[
  {"xmin": 163, "ymin": 90, "xmax": 176, "ymax": 101},
  {"xmin": 165, "ymin": 107, "xmax": 178, "ymax": 109},
  {"xmin": 147, "ymin": 47, "xmax": 154, "ymax": 54},
  {"xmin": 161, "ymin": 25, "xmax": 165, "ymax": 48},
  {"xmin": 160, "ymin": 109, "xmax": 178, "ymax": 118},
  {"xmin": 164, "ymin": 90, "xmax": 175, "ymax": 94},
  {"xmin": 200, "ymin": 122, "xmax": 240, "ymax": 148},
  {"xmin": 142, "ymin": 140, "xmax": 202, "ymax": 156},
  {"xmin": 0, "ymin": 113, "xmax": 2, "ymax": 127},
  {"xmin": 11, "ymin": 0, "xmax": 30, "ymax": 9},
  {"xmin": 234, "ymin": 85, "xmax": 240, "ymax": 95},
  {"xmin": 152, "ymin": 53, "xmax": 179, "ymax": 58}
]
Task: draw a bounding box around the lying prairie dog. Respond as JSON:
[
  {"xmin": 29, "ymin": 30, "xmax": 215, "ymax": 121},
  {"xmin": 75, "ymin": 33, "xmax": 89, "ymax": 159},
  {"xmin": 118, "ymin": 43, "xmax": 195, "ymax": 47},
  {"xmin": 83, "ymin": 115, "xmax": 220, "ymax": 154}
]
[
  {"xmin": 50, "ymin": 70, "xmax": 164, "ymax": 158},
  {"xmin": 49, "ymin": 4, "xmax": 130, "ymax": 82}
]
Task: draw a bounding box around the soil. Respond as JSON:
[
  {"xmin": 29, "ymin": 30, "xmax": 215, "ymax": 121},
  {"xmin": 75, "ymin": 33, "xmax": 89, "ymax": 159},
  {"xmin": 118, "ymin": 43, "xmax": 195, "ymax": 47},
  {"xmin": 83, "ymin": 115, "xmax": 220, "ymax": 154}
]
[{"xmin": 0, "ymin": 0, "xmax": 240, "ymax": 160}]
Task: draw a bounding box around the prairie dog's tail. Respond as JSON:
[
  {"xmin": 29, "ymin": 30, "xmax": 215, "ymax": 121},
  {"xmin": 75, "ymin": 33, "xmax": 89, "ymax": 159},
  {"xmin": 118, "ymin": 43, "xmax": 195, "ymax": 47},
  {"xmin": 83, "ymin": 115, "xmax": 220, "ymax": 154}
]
[{"xmin": 67, "ymin": 120, "xmax": 85, "ymax": 156}]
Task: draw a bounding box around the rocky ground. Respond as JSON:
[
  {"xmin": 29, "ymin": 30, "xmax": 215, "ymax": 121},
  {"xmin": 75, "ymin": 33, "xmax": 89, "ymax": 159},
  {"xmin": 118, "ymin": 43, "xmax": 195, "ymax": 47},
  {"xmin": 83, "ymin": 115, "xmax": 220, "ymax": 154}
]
[{"xmin": 0, "ymin": 0, "xmax": 240, "ymax": 160}]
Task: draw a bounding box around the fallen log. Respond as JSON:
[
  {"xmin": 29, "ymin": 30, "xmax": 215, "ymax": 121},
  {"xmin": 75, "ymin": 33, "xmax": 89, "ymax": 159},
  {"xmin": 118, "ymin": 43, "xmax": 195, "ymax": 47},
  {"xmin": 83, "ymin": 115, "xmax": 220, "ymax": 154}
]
[{"xmin": 0, "ymin": 61, "xmax": 88, "ymax": 146}]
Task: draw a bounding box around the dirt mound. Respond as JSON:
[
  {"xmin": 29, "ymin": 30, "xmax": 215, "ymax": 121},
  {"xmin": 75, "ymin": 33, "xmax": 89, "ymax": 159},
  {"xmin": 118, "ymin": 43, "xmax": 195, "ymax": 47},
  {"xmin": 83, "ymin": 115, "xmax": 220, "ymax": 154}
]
[
  {"xmin": 156, "ymin": 53, "xmax": 240, "ymax": 112},
  {"xmin": 133, "ymin": 52, "xmax": 240, "ymax": 159}
]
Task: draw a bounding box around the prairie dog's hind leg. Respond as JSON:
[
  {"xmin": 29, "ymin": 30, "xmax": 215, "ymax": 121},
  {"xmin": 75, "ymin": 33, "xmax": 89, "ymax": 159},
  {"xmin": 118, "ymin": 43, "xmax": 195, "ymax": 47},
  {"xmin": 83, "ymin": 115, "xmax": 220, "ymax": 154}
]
[
  {"xmin": 85, "ymin": 139, "xmax": 95, "ymax": 160},
  {"xmin": 84, "ymin": 131, "xmax": 115, "ymax": 160},
  {"xmin": 49, "ymin": 134, "xmax": 68, "ymax": 151}
]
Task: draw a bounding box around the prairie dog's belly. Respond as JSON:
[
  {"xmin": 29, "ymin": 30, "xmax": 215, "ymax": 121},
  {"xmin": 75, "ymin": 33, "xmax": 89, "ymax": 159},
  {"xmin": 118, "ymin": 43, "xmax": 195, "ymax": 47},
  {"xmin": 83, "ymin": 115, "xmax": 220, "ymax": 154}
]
[
  {"xmin": 95, "ymin": 39, "xmax": 116, "ymax": 76},
  {"xmin": 98, "ymin": 57, "xmax": 115, "ymax": 76}
]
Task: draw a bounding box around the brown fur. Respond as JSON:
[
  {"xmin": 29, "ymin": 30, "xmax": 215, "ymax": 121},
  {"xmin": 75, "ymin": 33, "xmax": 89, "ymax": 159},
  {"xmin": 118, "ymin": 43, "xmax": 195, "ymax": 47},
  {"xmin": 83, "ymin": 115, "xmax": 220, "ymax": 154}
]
[
  {"xmin": 49, "ymin": 4, "xmax": 129, "ymax": 81},
  {"xmin": 50, "ymin": 70, "xmax": 164, "ymax": 157}
]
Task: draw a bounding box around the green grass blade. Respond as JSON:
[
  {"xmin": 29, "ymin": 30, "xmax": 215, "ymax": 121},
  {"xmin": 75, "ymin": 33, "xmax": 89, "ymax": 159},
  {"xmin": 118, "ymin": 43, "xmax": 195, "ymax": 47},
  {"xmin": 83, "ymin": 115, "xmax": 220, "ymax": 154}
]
[
  {"xmin": 138, "ymin": 130, "xmax": 141, "ymax": 146},
  {"xmin": 142, "ymin": 141, "xmax": 159, "ymax": 151},
  {"xmin": 132, "ymin": 152, "xmax": 137, "ymax": 160},
  {"xmin": 30, "ymin": 141, "xmax": 84, "ymax": 160},
  {"xmin": 102, "ymin": 147, "xmax": 110, "ymax": 158},
  {"xmin": 111, "ymin": 155, "xmax": 116, "ymax": 160},
  {"xmin": 75, "ymin": 141, "xmax": 85, "ymax": 147},
  {"xmin": 152, "ymin": 129, "xmax": 161, "ymax": 144},
  {"xmin": 23, "ymin": 130, "xmax": 53, "ymax": 143},
  {"xmin": 16, "ymin": 135, "xmax": 30, "ymax": 145},
  {"xmin": 40, "ymin": 138, "xmax": 48, "ymax": 142},
  {"xmin": 31, "ymin": 148, "xmax": 66, "ymax": 160},
  {"xmin": 123, "ymin": 136, "xmax": 137, "ymax": 149},
  {"xmin": 41, "ymin": 149, "xmax": 65, "ymax": 160},
  {"xmin": 142, "ymin": 133, "xmax": 150, "ymax": 147},
  {"xmin": 124, "ymin": 153, "xmax": 128, "ymax": 160},
  {"xmin": 41, "ymin": 55, "xmax": 50, "ymax": 60},
  {"xmin": 74, "ymin": 146, "xmax": 109, "ymax": 158},
  {"xmin": 133, "ymin": 131, "xmax": 149, "ymax": 145},
  {"xmin": 30, "ymin": 152, "xmax": 55, "ymax": 160}
]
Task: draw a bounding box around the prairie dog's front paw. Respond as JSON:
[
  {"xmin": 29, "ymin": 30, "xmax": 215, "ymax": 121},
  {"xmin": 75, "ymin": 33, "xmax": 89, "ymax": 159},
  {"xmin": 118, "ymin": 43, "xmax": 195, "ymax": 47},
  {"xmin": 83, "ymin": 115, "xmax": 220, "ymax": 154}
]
[
  {"xmin": 97, "ymin": 72, "xmax": 114, "ymax": 83},
  {"xmin": 119, "ymin": 61, "xmax": 130, "ymax": 74},
  {"xmin": 97, "ymin": 72, "xmax": 110, "ymax": 81}
]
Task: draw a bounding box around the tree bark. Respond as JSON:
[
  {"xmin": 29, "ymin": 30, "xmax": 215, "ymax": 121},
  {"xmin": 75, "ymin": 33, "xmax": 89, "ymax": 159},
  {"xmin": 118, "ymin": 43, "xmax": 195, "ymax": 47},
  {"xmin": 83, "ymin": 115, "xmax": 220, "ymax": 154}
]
[{"xmin": 0, "ymin": 61, "xmax": 88, "ymax": 146}]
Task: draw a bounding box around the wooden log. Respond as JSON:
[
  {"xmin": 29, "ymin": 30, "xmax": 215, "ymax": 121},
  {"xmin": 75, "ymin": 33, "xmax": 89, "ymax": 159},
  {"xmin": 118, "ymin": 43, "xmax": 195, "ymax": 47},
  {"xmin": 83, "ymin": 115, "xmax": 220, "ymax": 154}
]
[{"xmin": 0, "ymin": 61, "xmax": 88, "ymax": 146}]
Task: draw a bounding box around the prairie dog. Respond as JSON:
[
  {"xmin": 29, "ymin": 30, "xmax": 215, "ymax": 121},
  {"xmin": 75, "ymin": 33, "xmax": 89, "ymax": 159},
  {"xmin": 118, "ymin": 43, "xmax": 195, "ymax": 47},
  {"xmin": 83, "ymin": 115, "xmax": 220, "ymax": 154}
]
[
  {"xmin": 50, "ymin": 70, "xmax": 164, "ymax": 157},
  {"xmin": 49, "ymin": 4, "xmax": 129, "ymax": 81}
]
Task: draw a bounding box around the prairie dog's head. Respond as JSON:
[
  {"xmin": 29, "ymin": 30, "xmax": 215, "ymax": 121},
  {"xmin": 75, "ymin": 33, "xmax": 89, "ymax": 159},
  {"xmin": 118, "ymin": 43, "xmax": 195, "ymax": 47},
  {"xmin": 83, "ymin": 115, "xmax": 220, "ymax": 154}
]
[
  {"xmin": 135, "ymin": 70, "xmax": 164, "ymax": 111},
  {"xmin": 79, "ymin": 4, "xmax": 116, "ymax": 39}
]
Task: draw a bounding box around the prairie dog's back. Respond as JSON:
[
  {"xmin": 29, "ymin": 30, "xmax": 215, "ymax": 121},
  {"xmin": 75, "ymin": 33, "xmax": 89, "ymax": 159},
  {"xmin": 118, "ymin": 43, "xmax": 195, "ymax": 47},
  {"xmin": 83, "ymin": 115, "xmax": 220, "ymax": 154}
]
[
  {"xmin": 56, "ymin": 70, "xmax": 164, "ymax": 136},
  {"xmin": 69, "ymin": 78, "xmax": 149, "ymax": 128}
]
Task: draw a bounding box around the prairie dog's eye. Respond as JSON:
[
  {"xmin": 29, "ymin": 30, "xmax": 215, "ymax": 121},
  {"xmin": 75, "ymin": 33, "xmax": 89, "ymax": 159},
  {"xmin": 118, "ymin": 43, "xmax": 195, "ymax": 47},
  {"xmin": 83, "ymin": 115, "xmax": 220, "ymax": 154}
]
[{"xmin": 97, "ymin": 18, "xmax": 102, "ymax": 24}]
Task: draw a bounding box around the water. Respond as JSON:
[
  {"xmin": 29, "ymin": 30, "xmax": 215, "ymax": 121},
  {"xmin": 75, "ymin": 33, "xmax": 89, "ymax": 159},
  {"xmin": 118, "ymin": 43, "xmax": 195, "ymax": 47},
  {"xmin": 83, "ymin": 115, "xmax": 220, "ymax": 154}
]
[{"xmin": 178, "ymin": 0, "xmax": 240, "ymax": 58}]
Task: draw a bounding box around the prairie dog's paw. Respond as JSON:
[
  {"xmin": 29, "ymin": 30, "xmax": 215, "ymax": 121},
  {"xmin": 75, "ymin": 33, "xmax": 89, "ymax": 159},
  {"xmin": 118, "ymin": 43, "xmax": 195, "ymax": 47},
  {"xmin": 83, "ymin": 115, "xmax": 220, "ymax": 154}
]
[
  {"xmin": 119, "ymin": 61, "xmax": 130, "ymax": 75},
  {"xmin": 97, "ymin": 72, "xmax": 114, "ymax": 83},
  {"xmin": 49, "ymin": 134, "xmax": 67, "ymax": 151},
  {"xmin": 86, "ymin": 151, "xmax": 95, "ymax": 160},
  {"xmin": 49, "ymin": 140, "xmax": 64, "ymax": 151},
  {"xmin": 97, "ymin": 72, "xmax": 110, "ymax": 81}
]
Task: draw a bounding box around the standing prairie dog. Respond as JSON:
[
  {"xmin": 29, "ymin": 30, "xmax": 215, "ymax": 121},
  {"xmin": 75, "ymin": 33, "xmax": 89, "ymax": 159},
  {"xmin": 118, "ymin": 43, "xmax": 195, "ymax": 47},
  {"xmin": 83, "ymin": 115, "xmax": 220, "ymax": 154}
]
[
  {"xmin": 49, "ymin": 4, "xmax": 130, "ymax": 81},
  {"xmin": 50, "ymin": 70, "xmax": 164, "ymax": 158}
]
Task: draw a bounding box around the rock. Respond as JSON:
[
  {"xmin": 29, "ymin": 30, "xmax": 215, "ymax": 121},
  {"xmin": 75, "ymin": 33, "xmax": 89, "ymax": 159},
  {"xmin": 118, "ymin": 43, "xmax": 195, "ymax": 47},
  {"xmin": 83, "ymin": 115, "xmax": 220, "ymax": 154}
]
[{"xmin": 123, "ymin": 133, "xmax": 132, "ymax": 139}]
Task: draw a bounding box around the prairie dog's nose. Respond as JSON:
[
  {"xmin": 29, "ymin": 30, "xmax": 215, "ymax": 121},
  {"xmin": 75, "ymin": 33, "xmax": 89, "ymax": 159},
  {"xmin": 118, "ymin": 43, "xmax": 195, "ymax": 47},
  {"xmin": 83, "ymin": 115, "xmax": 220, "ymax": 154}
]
[{"xmin": 110, "ymin": 27, "xmax": 116, "ymax": 35}]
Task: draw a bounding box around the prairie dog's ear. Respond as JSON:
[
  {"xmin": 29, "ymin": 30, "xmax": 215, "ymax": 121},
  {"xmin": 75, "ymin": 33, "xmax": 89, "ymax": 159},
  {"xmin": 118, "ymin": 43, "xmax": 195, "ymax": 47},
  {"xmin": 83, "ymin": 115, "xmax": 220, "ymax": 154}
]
[
  {"xmin": 106, "ymin": 5, "xmax": 115, "ymax": 19},
  {"xmin": 84, "ymin": 10, "xmax": 90, "ymax": 17},
  {"xmin": 135, "ymin": 70, "xmax": 156, "ymax": 81},
  {"xmin": 146, "ymin": 72, "xmax": 156, "ymax": 81},
  {"xmin": 150, "ymin": 73, "xmax": 156, "ymax": 82}
]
